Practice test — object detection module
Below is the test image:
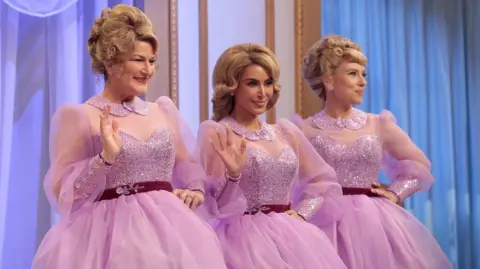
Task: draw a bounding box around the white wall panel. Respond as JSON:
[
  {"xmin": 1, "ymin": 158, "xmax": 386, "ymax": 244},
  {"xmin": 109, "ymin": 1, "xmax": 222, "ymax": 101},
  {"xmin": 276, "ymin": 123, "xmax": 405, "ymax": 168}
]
[
  {"xmin": 207, "ymin": 0, "xmax": 266, "ymax": 120},
  {"xmin": 178, "ymin": 0, "xmax": 200, "ymax": 134},
  {"xmin": 274, "ymin": 0, "xmax": 295, "ymax": 120}
]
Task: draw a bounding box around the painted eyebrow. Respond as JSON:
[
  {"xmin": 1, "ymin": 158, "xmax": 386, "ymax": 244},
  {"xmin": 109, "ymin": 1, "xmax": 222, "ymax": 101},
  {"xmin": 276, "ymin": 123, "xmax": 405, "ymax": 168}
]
[
  {"xmin": 131, "ymin": 54, "xmax": 156, "ymax": 59},
  {"xmin": 346, "ymin": 68, "xmax": 366, "ymax": 74},
  {"xmin": 243, "ymin": 77, "xmax": 273, "ymax": 81}
]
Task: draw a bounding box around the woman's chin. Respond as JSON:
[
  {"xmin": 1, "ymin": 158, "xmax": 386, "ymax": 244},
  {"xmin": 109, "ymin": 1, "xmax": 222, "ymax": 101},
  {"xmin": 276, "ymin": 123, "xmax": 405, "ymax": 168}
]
[
  {"xmin": 351, "ymin": 97, "xmax": 363, "ymax": 106},
  {"xmin": 251, "ymin": 107, "xmax": 268, "ymax": 116}
]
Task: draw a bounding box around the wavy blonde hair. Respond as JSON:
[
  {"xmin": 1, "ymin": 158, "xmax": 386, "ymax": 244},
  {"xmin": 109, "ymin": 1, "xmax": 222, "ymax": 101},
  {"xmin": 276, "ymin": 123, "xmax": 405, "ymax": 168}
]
[
  {"xmin": 211, "ymin": 44, "xmax": 281, "ymax": 121},
  {"xmin": 302, "ymin": 35, "xmax": 367, "ymax": 100},
  {"xmin": 87, "ymin": 4, "xmax": 158, "ymax": 81}
]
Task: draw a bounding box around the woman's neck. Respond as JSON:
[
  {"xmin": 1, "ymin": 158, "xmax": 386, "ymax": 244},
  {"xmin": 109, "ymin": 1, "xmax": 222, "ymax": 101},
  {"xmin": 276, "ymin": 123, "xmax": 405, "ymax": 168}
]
[
  {"xmin": 102, "ymin": 84, "xmax": 134, "ymax": 104},
  {"xmin": 323, "ymin": 98, "xmax": 353, "ymax": 118},
  {"xmin": 230, "ymin": 109, "xmax": 261, "ymax": 131}
]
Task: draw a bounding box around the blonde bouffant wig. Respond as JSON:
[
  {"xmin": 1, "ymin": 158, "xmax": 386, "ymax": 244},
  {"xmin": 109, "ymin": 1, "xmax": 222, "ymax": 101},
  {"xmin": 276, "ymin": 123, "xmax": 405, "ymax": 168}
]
[
  {"xmin": 87, "ymin": 4, "xmax": 158, "ymax": 81},
  {"xmin": 211, "ymin": 43, "xmax": 281, "ymax": 121},
  {"xmin": 302, "ymin": 35, "xmax": 367, "ymax": 100}
]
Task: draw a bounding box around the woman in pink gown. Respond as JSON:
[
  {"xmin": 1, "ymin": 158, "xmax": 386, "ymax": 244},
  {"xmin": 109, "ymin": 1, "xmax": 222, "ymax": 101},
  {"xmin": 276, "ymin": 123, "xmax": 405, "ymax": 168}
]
[
  {"xmin": 293, "ymin": 34, "xmax": 452, "ymax": 269},
  {"xmin": 32, "ymin": 5, "xmax": 226, "ymax": 269},
  {"xmin": 196, "ymin": 43, "xmax": 347, "ymax": 269}
]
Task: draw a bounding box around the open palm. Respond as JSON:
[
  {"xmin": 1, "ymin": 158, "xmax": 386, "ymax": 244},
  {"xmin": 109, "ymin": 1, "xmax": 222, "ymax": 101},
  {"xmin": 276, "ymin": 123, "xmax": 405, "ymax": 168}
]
[
  {"xmin": 210, "ymin": 124, "xmax": 247, "ymax": 178},
  {"xmin": 100, "ymin": 105, "xmax": 122, "ymax": 162}
]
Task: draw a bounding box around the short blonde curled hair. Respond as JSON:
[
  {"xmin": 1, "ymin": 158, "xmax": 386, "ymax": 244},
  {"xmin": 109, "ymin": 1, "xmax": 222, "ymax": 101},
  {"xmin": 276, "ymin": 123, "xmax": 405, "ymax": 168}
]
[
  {"xmin": 87, "ymin": 4, "xmax": 158, "ymax": 80},
  {"xmin": 211, "ymin": 43, "xmax": 281, "ymax": 121},
  {"xmin": 302, "ymin": 35, "xmax": 367, "ymax": 100}
]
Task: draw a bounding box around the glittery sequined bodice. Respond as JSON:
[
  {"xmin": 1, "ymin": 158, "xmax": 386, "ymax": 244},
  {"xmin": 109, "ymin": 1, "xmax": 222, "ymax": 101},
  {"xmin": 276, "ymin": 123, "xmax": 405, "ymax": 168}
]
[
  {"xmin": 93, "ymin": 127, "xmax": 176, "ymax": 189},
  {"xmin": 239, "ymin": 147, "xmax": 298, "ymax": 208},
  {"xmin": 309, "ymin": 135, "xmax": 382, "ymax": 188}
]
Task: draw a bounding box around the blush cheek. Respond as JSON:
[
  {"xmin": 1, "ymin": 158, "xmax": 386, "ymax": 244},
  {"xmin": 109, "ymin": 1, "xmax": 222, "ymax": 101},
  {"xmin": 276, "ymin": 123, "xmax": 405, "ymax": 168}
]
[
  {"xmin": 129, "ymin": 77, "xmax": 136, "ymax": 87},
  {"xmin": 266, "ymin": 92, "xmax": 273, "ymax": 100}
]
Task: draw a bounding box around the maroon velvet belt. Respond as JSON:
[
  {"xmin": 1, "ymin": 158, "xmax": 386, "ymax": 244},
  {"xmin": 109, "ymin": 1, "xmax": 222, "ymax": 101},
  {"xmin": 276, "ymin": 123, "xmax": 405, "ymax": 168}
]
[
  {"xmin": 98, "ymin": 181, "xmax": 173, "ymax": 201},
  {"xmin": 244, "ymin": 204, "xmax": 292, "ymax": 215},
  {"xmin": 342, "ymin": 187, "xmax": 380, "ymax": 198}
]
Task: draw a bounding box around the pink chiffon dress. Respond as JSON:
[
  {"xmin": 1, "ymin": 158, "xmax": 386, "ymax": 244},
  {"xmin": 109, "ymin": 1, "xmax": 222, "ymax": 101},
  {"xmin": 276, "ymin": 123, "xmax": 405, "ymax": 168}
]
[
  {"xmin": 32, "ymin": 95, "xmax": 227, "ymax": 269},
  {"xmin": 293, "ymin": 108, "xmax": 452, "ymax": 269},
  {"xmin": 195, "ymin": 116, "xmax": 347, "ymax": 269}
]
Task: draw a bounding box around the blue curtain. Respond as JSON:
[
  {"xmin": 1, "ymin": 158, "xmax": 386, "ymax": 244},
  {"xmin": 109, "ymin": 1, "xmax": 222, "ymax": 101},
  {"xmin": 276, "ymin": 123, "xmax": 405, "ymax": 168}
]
[{"xmin": 321, "ymin": 0, "xmax": 479, "ymax": 268}]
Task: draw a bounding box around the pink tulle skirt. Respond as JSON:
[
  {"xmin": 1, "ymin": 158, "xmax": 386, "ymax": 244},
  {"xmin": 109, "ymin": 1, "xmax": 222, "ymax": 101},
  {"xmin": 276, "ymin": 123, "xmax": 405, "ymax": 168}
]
[
  {"xmin": 310, "ymin": 195, "xmax": 453, "ymax": 269},
  {"xmin": 212, "ymin": 212, "xmax": 347, "ymax": 269},
  {"xmin": 32, "ymin": 190, "xmax": 227, "ymax": 269}
]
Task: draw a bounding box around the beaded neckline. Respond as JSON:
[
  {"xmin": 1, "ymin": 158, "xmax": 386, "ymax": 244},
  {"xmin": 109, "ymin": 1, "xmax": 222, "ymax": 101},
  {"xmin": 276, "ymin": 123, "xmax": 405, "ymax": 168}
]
[
  {"xmin": 312, "ymin": 108, "xmax": 367, "ymax": 131},
  {"xmin": 220, "ymin": 116, "xmax": 275, "ymax": 141},
  {"xmin": 85, "ymin": 95, "xmax": 149, "ymax": 117}
]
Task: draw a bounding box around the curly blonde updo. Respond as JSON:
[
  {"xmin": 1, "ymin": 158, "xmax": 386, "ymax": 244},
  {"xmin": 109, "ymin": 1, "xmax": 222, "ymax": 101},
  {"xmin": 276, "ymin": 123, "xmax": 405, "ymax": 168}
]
[
  {"xmin": 302, "ymin": 35, "xmax": 367, "ymax": 100},
  {"xmin": 87, "ymin": 4, "xmax": 158, "ymax": 80},
  {"xmin": 211, "ymin": 43, "xmax": 281, "ymax": 121}
]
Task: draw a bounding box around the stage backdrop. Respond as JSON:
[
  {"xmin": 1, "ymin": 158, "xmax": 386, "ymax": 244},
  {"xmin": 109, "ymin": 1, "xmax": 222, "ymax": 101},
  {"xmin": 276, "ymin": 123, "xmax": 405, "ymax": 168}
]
[
  {"xmin": 320, "ymin": 1, "xmax": 479, "ymax": 268},
  {"xmin": 0, "ymin": 0, "xmax": 478, "ymax": 268}
]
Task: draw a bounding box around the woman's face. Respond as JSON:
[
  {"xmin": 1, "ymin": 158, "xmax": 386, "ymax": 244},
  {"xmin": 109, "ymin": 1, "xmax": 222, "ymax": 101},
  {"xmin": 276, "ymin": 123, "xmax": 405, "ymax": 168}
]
[
  {"xmin": 108, "ymin": 41, "xmax": 156, "ymax": 98},
  {"xmin": 233, "ymin": 64, "xmax": 274, "ymax": 117},
  {"xmin": 326, "ymin": 60, "xmax": 367, "ymax": 106}
]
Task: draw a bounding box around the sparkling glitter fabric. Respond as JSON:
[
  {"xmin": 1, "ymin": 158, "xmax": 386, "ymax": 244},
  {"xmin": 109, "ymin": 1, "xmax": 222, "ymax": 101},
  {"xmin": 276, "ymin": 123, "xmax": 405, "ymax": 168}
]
[
  {"xmin": 292, "ymin": 109, "xmax": 452, "ymax": 269},
  {"xmin": 73, "ymin": 128, "xmax": 176, "ymax": 200},
  {"xmin": 195, "ymin": 118, "xmax": 346, "ymax": 269},
  {"xmin": 309, "ymin": 134, "xmax": 382, "ymax": 188},
  {"xmin": 298, "ymin": 109, "xmax": 433, "ymax": 200},
  {"xmin": 312, "ymin": 108, "xmax": 367, "ymax": 131},
  {"xmin": 33, "ymin": 96, "xmax": 227, "ymax": 269}
]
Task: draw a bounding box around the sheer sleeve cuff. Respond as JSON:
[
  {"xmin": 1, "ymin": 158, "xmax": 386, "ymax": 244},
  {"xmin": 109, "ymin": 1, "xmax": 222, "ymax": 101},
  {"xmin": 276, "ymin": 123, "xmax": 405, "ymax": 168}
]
[
  {"xmin": 387, "ymin": 176, "xmax": 421, "ymax": 201},
  {"xmin": 73, "ymin": 155, "xmax": 112, "ymax": 199},
  {"xmin": 294, "ymin": 195, "xmax": 324, "ymax": 221},
  {"xmin": 214, "ymin": 175, "xmax": 241, "ymax": 207},
  {"xmin": 185, "ymin": 180, "xmax": 205, "ymax": 194}
]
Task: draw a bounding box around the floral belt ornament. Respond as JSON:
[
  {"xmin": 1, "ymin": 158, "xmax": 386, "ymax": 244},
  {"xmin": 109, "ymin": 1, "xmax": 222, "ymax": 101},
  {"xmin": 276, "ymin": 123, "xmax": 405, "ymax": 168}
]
[
  {"xmin": 98, "ymin": 181, "xmax": 174, "ymax": 201},
  {"xmin": 244, "ymin": 204, "xmax": 291, "ymax": 215},
  {"xmin": 116, "ymin": 183, "xmax": 145, "ymax": 195}
]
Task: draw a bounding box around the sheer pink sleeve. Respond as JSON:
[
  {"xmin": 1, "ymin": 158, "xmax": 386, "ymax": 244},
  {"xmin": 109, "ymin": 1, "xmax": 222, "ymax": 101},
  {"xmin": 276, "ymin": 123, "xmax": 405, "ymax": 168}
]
[
  {"xmin": 194, "ymin": 120, "xmax": 247, "ymax": 220},
  {"xmin": 278, "ymin": 119, "xmax": 342, "ymax": 220},
  {"xmin": 156, "ymin": 96, "xmax": 206, "ymax": 193},
  {"xmin": 379, "ymin": 110, "xmax": 434, "ymax": 201},
  {"xmin": 289, "ymin": 113, "xmax": 305, "ymax": 129},
  {"xmin": 44, "ymin": 105, "xmax": 108, "ymax": 217}
]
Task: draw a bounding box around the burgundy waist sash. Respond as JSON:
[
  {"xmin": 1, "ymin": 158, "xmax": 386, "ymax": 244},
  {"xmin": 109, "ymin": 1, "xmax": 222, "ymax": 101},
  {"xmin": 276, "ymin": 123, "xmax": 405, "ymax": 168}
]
[
  {"xmin": 244, "ymin": 203, "xmax": 292, "ymax": 215},
  {"xmin": 98, "ymin": 181, "xmax": 173, "ymax": 201},
  {"xmin": 342, "ymin": 187, "xmax": 380, "ymax": 198}
]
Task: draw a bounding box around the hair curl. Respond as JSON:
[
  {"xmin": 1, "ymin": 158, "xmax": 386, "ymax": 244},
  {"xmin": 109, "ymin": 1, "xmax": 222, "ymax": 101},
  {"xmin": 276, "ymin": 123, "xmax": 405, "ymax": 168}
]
[
  {"xmin": 302, "ymin": 35, "xmax": 367, "ymax": 100},
  {"xmin": 211, "ymin": 43, "xmax": 281, "ymax": 121},
  {"xmin": 87, "ymin": 4, "xmax": 158, "ymax": 80}
]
